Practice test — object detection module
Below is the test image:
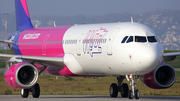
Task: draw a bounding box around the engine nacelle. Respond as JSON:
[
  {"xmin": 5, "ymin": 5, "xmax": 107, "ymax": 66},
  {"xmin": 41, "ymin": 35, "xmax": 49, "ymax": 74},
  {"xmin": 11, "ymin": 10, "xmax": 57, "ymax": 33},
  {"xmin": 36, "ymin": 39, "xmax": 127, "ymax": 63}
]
[
  {"xmin": 141, "ymin": 63, "xmax": 176, "ymax": 89},
  {"xmin": 4, "ymin": 63, "xmax": 39, "ymax": 89}
]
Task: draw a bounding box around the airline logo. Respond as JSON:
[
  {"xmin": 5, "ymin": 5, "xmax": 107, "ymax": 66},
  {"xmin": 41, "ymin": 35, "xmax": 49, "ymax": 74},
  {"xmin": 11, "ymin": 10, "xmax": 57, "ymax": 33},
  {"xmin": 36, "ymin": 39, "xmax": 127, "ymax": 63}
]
[
  {"xmin": 83, "ymin": 27, "xmax": 108, "ymax": 57},
  {"xmin": 23, "ymin": 33, "xmax": 41, "ymax": 39}
]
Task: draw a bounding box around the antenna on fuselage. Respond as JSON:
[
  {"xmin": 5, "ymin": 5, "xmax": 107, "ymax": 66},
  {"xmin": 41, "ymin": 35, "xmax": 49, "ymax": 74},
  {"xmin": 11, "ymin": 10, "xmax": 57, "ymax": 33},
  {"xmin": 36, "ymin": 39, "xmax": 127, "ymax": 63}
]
[
  {"xmin": 54, "ymin": 21, "xmax": 56, "ymax": 27},
  {"xmin": 131, "ymin": 16, "xmax": 133, "ymax": 24}
]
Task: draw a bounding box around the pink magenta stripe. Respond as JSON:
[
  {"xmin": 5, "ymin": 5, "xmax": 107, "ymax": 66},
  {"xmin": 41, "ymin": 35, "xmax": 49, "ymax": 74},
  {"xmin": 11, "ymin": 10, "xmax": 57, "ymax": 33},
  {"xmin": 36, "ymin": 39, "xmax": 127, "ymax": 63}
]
[
  {"xmin": 18, "ymin": 26, "xmax": 72, "ymax": 57},
  {"xmin": 20, "ymin": 0, "xmax": 30, "ymax": 18}
]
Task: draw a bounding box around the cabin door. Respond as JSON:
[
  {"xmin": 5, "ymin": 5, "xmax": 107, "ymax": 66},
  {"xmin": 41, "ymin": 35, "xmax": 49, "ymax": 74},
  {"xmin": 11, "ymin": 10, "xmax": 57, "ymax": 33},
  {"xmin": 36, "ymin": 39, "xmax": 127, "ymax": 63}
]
[
  {"xmin": 42, "ymin": 34, "xmax": 49, "ymax": 55},
  {"xmin": 77, "ymin": 33, "xmax": 84, "ymax": 56},
  {"xmin": 107, "ymin": 28, "xmax": 120, "ymax": 55}
]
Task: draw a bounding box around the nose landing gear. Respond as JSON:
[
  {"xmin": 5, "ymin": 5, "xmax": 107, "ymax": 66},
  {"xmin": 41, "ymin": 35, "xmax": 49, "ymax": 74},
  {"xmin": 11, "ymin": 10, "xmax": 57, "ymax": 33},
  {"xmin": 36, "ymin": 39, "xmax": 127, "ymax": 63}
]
[{"xmin": 127, "ymin": 74, "xmax": 140, "ymax": 99}]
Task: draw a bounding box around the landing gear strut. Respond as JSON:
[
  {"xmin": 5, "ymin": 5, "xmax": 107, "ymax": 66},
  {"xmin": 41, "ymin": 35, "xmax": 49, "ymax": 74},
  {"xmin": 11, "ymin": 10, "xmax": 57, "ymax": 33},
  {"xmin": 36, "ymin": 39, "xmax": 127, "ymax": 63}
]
[
  {"xmin": 110, "ymin": 76, "xmax": 129, "ymax": 98},
  {"xmin": 21, "ymin": 83, "xmax": 40, "ymax": 98},
  {"xmin": 127, "ymin": 74, "xmax": 140, "ymax": 99}
]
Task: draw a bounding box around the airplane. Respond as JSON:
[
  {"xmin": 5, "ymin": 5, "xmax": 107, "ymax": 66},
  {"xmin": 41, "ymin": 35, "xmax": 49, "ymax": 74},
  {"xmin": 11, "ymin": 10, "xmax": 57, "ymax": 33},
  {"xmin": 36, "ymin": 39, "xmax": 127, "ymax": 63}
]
[{"xmin": 1, "ymin": 0, "xmax": 180, "ymax": 99}]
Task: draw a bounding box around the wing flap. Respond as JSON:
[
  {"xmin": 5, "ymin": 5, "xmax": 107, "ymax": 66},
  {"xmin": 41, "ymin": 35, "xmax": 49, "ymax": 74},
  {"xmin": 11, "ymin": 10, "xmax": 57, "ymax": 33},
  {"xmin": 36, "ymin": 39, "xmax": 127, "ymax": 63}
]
[{"xmin": 21, "ymin": 56, "xmax": 64, "ymax": 68}]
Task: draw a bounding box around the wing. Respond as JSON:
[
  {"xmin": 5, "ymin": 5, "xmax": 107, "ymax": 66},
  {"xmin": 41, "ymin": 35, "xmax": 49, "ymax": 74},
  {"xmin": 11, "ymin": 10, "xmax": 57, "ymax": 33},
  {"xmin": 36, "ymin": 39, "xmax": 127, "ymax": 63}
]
[
  {"xmin": 163, "ymin": 52, "xmax": 180, "ymax": 61},
  {"xmin": 0, "ymin": 54, "xmax": 64, "ymax": 68}
]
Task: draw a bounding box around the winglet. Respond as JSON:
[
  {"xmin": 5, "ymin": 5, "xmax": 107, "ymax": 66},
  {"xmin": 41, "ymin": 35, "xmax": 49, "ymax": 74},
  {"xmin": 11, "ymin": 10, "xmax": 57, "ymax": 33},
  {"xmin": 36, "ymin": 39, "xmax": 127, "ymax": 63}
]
[{"xmin": 15, "ymin": 0, "xmax": 33, "ymax": 31}]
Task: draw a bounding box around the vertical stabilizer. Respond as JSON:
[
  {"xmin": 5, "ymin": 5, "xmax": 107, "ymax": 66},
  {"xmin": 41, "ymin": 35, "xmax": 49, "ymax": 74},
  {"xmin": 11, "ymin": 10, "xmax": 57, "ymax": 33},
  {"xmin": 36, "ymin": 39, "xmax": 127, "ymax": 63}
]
[{"xmin": 15, "ymin": 0, "xmax": 33, "ymax": 31}]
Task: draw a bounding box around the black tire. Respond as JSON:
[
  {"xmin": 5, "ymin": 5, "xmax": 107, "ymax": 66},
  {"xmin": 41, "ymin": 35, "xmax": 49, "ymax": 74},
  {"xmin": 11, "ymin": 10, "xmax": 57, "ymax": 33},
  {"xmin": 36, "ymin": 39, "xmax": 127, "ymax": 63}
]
[
  {"xmin": 121, "ymin": 83, "xmax": 129, "ymax": 97},
  {"xmin": 21, "ymin": 89, "xmax": 29, "ymax": 98},
  {"xmin": 110, "ymin": 83, "xmax": 118, "ymax": 97},
  {"xmin": 32, "ymin": 83, "xmax": 40, "ymax": 98},
  {"xmin": 128, "ymin": 90, "xmax": 133, "ymax": 99},
  {"xmin": 135, "ymin": 89, "xmax": 139, "ymax": 99}
]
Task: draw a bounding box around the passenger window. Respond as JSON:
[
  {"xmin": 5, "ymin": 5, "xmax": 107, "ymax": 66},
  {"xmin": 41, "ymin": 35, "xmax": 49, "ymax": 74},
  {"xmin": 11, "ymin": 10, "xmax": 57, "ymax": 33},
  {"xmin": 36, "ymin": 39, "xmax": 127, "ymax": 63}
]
[
  {"xmin": 147, "ymin": 36, "xmax": 157, "ymax": 42},
  {"xmin": 126, "ymin": 36, "xmax": 133, "ymax": 43},
  {"xmin": 121, "ymin": 36, "xmax": 128, "ymax": 43},
  {"xmin": 135, "ymin": 36, "xmax": 147, "ymax": 42}
]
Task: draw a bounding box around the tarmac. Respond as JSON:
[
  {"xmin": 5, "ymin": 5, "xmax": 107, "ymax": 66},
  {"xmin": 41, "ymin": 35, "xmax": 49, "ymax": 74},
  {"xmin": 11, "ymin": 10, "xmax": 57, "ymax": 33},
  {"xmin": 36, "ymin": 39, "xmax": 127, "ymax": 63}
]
[{"xmin": 0, "ymin": 95, "xmax": 180, "ymax": 101}]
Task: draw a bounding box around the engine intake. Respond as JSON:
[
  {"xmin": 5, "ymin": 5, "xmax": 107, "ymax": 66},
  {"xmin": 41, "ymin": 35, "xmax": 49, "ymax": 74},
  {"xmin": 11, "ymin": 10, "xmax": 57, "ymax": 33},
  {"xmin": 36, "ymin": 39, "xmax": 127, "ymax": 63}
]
[
  {"xmin": 141, "ymin": 63, "xmax": 176, "ymax": 89},
  {"xmin": 4, "ymin": 63, "xmax": 39, "ymax": 89}
]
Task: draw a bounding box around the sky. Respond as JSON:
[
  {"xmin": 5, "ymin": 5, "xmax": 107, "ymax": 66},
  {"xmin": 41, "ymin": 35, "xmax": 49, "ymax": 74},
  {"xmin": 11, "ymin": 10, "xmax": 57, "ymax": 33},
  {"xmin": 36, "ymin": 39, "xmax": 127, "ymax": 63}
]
[{"xmin": 0, "ymin": 0, "xmax": 180, "ymax": 16}]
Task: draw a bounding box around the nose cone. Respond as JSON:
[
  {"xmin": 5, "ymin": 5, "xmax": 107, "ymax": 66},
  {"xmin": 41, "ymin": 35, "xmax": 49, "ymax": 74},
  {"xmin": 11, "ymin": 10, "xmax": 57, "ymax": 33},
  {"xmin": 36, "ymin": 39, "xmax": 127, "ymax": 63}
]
[{"xmin": 136, "ymin": 43, "xmax": 163, "ymax": 73}]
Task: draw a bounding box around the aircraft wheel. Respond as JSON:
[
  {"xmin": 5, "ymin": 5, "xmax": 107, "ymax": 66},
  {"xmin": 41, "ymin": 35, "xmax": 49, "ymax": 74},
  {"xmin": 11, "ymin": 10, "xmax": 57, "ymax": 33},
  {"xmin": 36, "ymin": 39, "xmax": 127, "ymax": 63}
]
[
  {"xmin": 21, "ymin": 89, "xmax": 29, "ymax": 98},
  {"xmin": 110, "ymin": 83, "xmax": 118, "ymax": 97},
  {"xmin": 121, "ymin": 83, "xmax": 129, "ymax": 97},
  {"xmin": 31, "ymin": 83, "xmax": 40, "ymax": 98},
  {"xmin": 128, "ymin": 90, "xmax": 133, "ymax": 99},
  {"xmin": 135, "ymin": 89, "xmax": 139, "ymax": 99}
]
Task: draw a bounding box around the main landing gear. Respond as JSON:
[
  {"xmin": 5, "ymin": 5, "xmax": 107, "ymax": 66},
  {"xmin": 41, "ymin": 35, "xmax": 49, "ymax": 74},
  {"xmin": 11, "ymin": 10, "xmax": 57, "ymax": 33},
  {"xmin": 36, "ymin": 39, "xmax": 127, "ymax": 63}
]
[
  {"xmin": 20, "ymin": 65, "xmax": 47, "ymax": 98},
  {"xmin": 110, "ymin": 76, "xmax": 129, "ymax": 98},
  {"xmin": 109, "ymin": 75, "xmax": 140, "ymax": 99},
  {"xmin": 21, "ymin": 83, "xmax": 40, "ymax": 98}
]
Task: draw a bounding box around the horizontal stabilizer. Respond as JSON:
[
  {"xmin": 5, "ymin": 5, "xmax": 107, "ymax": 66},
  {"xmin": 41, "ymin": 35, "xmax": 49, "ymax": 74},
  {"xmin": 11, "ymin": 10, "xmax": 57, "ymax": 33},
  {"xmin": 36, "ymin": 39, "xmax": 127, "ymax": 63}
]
[{"xmin": 0, "ymin": 39, "xmax": 13, "ymax": 44}]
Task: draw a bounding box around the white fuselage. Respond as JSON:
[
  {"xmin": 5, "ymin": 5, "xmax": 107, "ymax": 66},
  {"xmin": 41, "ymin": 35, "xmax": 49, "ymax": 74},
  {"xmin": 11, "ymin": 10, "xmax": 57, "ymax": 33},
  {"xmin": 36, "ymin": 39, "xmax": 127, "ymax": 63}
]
[{"xmin": 62, "ymin": 22, "xmax": 163, "ymax": 76}]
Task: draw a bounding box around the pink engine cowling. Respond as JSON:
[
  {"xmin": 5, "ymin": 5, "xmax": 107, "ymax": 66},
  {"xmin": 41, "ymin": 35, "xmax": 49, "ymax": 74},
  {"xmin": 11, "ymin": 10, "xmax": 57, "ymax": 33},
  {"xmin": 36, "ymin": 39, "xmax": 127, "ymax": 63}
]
[
  {"xmin": 141, "ymin": 63, "xmax": 176, "ymax": 89},
  {"xmin": 4, "ymin": 63, "xmax": 39, "ymax": 89}
]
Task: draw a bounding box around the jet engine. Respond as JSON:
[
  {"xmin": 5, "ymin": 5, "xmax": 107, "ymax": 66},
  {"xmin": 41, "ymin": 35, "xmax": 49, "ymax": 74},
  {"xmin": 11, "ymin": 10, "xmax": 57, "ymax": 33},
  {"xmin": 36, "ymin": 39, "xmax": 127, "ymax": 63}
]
[
  {"xmin": 141, "ymin": 63, "xmax": 176, "ymax": 89},
  {"xmin": 4, "ymin": 63, "xmax": 39, "ymax": 89}
]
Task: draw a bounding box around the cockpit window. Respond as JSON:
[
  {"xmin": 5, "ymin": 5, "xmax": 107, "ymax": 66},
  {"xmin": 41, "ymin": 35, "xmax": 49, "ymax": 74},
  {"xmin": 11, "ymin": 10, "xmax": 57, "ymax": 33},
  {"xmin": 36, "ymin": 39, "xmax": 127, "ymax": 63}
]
[
  {"xmin": 121, "ymin": 36, "xmax": 128, "ymax": 43},
  {"xmin": 147, "ymin": 36, "xmax": 157, "ymax": 43},
  {"xmin": 126, "ymin": 36, "xmax": 133, "ymax": 43},
  {"xmin": 135, "ymin": 36, "xmax": 147, "ymax": 42}
]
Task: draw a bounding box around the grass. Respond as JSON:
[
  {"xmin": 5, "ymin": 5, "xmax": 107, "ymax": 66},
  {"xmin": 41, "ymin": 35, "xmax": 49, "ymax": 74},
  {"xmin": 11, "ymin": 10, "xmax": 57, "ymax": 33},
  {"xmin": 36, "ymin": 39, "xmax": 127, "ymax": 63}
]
[
  {"xmin": 0, "ymin": 72, "xmax": 180, "ymax": 95},
  {"xmin": 0, "ymin": 50, "xmax": 13, "ymax": 68}
]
